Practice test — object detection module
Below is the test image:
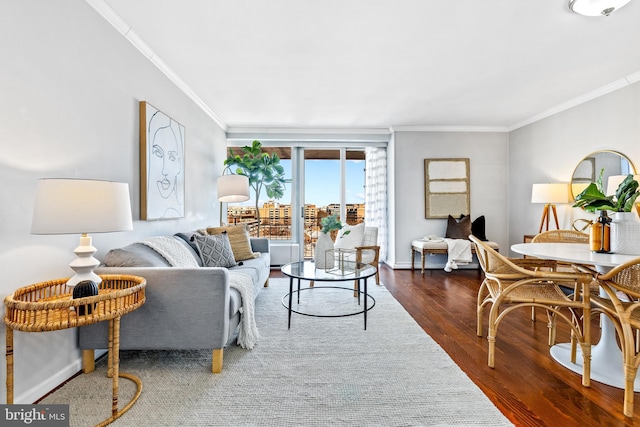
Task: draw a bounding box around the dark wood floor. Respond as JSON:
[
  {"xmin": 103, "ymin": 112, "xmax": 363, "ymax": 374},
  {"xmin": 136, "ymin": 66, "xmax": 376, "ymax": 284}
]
[{"xmin": 273, "ymin": 265, "xmax": 640, "ymax": 427}]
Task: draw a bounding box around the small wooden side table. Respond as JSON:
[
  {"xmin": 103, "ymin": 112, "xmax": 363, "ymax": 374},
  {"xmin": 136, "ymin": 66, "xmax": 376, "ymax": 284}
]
[{"xmin": 4, "ymin": 274, "xmax": 146, "ymax": 427}]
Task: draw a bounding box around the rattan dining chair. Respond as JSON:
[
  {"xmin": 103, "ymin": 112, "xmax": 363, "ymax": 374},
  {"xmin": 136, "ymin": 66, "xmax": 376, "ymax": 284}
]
[
  {"xmin": 576, "ymin": 258, "xmax": 640, "ymax": 417},
  {"xmin": 530, "ymin": 230, "xmax": 590, "ymax": 326},
  {"xmin": 470, "ymin": 235, "xmax": 593, "ymax": 386}
]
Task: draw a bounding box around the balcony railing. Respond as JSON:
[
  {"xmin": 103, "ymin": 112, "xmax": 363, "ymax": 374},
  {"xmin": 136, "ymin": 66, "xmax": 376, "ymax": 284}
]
[{"xmin": 231, "ymin": 217, "xmax": 363, "ymax": 259}]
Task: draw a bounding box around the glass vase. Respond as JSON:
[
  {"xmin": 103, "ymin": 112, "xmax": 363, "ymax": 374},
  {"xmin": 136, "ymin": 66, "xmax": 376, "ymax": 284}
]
[{"xmin": 314, "ymin": 232, "xmax": 334, "ymax": 269}]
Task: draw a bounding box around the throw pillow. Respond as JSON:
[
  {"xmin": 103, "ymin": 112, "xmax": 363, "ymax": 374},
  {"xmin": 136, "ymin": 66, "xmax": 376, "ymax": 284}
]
[
  {"xmin": 334, "ymin": 223, "xmax": 365, "ymax": 250},
  {"xmin": 192, "ymin": 233, "xmax": 237, "ymax": 268},
  {"xmin": 202, "ymin": 224, "xmax": 256, "ymax": 262},
  {"xmin": 471, "ymin": 215, "xmax": 488, "ymax": 241},
  {"xmin": 445, "ymin": 215, "xmax": 472, "ymax": 240}
]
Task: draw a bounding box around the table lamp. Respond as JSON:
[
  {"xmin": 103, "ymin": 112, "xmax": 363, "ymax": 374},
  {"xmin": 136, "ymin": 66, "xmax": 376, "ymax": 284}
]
[
  {"xmin": 31, "ymin": 178, "xmax": 133, "ymax": 287},
  {"xmin": 217, "ymin": 173, "xmax": 250, "ymax": 226},
  {"xmin": 531, "ymin": 183, "xmax": 569, "ymax": 233}
]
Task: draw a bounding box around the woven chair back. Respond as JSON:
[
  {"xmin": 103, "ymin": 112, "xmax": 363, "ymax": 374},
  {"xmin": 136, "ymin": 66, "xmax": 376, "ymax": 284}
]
[
  {"xmin": 531, "ymin": 230, "xmax": 589, "ymax": 243},
  {"xmin": 602, "ymin": 259, "xmax": 640, "ymax": 298},
  {"xmin": 470, "ymin": 235, "xmax": 519, "ymax": 276}
]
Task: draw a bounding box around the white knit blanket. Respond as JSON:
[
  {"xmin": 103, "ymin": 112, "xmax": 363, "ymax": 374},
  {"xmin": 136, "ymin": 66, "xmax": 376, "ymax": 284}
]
[
  {"xmin": 139, "ymin": 236, "xmax": 199, "ymax": 267},
  {"xmin": 229, "ymin": 271, "xmax": 259, "ymax": 349},
  {"xmin": 444, "ymin": 238, "xmax": 472, "ymax": 272}
]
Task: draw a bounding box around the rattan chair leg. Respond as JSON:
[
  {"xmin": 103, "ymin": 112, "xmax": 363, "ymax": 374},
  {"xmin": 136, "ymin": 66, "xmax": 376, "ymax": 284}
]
[
  {"xmin": 624, "ymin": 363, "xmax": 636, "ymax": 417},
  {"xmin": 487, "ymin": 335, "xmax": 496, "ymax": 368}
]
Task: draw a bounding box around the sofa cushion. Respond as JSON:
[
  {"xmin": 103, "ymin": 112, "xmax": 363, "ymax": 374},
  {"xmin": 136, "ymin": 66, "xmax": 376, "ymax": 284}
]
[
  {"xmin": 192, "ymin": 233, "xmax": 237, "ymax": 268},
  {"xmin": 104, "ymin": 243, "xmax": 172, "ymax": 267},
  {"xmin": 230, "ymin": 253, "xmax": 270, "ymax": 295},
  {"xmin": 202, "ymin": 224, "xmax": 256, "ymax": 262}
]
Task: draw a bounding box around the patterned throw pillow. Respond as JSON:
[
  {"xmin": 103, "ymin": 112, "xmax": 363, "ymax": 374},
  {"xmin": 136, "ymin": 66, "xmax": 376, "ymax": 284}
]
[
  {"xmin": 201, "ymin": 224, "xmax": 256, "ymax": 262},
  {"xmin": 192, "ymin": 233, "xmax": 237, "ymax": 268}
]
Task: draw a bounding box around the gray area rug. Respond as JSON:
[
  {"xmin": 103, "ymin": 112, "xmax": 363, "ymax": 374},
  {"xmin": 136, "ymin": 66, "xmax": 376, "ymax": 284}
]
[{"xmin": 41, "ymin": 278, "xmax": 512, "ymax": 426}]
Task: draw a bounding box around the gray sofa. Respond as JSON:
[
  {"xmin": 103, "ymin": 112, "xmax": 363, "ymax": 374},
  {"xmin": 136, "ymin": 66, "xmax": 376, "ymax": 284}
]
[{"xmin": 78, "ymin": 232, "xmax": 270, "ymax": 373}]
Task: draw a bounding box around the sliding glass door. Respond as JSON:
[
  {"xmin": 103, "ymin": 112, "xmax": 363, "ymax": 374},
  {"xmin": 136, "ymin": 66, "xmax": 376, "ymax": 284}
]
[
  {"xmin": 225, "ymin": 145, "xmax": 366, "ymax": 261},
  {"xmin": 302, "ymin": 148, "xmax": 365, "ymax": 258}
]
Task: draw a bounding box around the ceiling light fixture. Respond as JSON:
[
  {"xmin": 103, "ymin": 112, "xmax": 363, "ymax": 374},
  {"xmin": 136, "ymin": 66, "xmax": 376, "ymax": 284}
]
[{"xmin": 569, "ymin": 0, "xmax": 632, "ymax": 16}]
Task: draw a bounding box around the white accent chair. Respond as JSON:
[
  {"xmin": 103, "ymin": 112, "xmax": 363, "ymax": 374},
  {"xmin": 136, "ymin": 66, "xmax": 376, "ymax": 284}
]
[
  {"xmin": 356, "ymin": 226, "xmax": 381, "ymax": 286},
  {"xmin": 311, "ymin": 225, "xmax": 381, "ymax": 295}
]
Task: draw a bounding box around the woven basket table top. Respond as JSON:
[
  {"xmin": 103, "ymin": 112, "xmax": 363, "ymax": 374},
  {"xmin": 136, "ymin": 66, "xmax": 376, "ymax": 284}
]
[{"xmin": 4, "ymin": 274, "xmax": 146, "ymax": 332}]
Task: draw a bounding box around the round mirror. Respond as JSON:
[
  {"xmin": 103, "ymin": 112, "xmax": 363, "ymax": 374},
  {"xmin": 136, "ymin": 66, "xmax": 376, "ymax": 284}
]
[{"xmin": 571, "ymin": 150, "xmax": 636, "ymax": 199}]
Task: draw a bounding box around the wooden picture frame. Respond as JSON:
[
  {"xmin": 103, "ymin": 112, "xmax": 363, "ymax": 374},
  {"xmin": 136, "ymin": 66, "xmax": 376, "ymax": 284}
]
[
  {"xmin": 424, "ymin": 158, "xmax": 470, "ymax": 219},
  {"xmin": 139, "ymin": 101, "xmax": 185, "ymax": 220}
]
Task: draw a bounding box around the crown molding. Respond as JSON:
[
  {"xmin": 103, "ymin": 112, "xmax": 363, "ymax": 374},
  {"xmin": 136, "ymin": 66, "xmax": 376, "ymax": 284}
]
[
  {"xmin": 85, "ymin": 0, "xmax": 227, "ymax": 131},
  {"xmin": 390, "ymin": 126, "xmax": 509, "ymax": 133}
]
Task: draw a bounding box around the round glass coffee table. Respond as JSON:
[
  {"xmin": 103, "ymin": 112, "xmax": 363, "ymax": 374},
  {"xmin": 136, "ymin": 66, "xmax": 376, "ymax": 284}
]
[{"xmin": 281, "ymin": 261, "xmax": 377, "ymax": 330}]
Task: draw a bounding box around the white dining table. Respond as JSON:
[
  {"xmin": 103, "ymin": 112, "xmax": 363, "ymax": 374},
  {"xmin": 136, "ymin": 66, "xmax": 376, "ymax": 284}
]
[{"xmin": 511, "ymin": 242, "xmax": 640, "ymax": 391}]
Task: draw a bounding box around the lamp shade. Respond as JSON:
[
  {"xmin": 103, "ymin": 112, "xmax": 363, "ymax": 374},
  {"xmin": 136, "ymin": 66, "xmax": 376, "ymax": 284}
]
[
  {"xmin": 531, "ymin": 183, "xmax": 570, "ymax": 204},
  {"xmin": 569, "ymin": 0, "xmax": 631, "ymax": 16},
  {"xmin": 217, "ymin": 174, "xmax": 250, "ymax": 203},
  {"xmin": 31, "ymin": 179, "xmax": 133, "ymax": 234}
]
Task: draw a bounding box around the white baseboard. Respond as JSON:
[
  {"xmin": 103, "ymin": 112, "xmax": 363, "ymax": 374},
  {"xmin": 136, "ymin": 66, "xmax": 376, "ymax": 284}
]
[{"xmin": 19, "ymin": 349, "xmax": 107, "ymax": 404}]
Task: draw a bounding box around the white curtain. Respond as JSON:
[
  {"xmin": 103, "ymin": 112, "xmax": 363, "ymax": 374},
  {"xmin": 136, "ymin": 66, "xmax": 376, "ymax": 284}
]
[{"xmin": 365, "ymin": 147, "xmax": 387, "ymax": 261}]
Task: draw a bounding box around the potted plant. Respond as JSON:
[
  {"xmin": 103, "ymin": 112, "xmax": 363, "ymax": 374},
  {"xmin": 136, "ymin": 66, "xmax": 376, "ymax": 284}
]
[
  {"xmin": 224, "ymin": 140, "xmax": 290, "ymax": 236},
  {"xmin": 573, "ymin": 171, "xmax": 639, "ymax": 213},
  {"xmin": 573, "ymin": 170, "xmax": 640, "ymax": 254}
]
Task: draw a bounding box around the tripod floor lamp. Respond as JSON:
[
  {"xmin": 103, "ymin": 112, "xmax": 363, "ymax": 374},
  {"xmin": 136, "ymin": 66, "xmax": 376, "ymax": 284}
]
[{"xmin": 531, "ymin": 183, "xmax": 569, "ymax": 233}]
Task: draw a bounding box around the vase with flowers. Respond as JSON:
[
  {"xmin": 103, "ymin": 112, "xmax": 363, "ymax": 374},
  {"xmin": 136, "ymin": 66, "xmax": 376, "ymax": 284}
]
[{"xmin": 573, "ymin": 171, "xmax": 640, "ymax": 254}]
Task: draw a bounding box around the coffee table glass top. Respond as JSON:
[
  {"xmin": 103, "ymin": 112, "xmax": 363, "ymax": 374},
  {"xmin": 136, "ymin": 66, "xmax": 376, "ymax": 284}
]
[{"xmin": 281, "ymin": 261, "xmax": 377, "ymax": 282}]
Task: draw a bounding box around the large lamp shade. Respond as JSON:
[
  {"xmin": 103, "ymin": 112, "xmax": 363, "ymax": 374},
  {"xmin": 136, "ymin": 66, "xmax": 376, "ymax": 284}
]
[
  {"xmin": 31, "ymin": 178, "xmax": 133, "ymax": 286},
  {"xmin": 217, "ymin": 174, "xmax": 250, "ymax": 203}
]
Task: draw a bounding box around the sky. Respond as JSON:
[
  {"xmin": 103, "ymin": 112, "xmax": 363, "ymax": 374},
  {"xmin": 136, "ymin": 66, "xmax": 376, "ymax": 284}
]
[{"xmin": 235, "ymin": 159, "xmax": 366, "ymax": 208}]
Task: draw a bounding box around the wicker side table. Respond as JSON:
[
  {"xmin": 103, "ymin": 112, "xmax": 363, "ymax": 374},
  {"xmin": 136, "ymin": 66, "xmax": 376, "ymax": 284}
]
[{"xmin": 4, "ymin": 274, "xmax": 146, "ymax": 427}]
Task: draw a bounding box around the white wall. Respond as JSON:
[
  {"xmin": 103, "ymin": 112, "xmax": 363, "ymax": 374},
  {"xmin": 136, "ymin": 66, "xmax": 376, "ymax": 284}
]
[
  {"xmin": 509, "ymin": 82, "xmax": 640, "ymax": 255},
  {"xmin": 390, "ymin": 131, "xmax": 509, "ymax": 268},
  {"xmin": 0, "ymin": 1, "xmax": 227, "ymax": 403}
]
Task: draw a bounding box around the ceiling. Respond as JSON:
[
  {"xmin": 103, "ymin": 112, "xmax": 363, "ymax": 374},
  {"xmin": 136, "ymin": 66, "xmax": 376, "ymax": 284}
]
[{"xmin": 94, "ymin": 0, "xmax": 640, "ymax": 131}]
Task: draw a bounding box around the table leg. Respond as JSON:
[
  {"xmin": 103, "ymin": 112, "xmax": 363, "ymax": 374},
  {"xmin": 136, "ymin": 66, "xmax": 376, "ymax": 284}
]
[
  {"xmin": 297, "ymin": 278, "xmax": 301, "ymax": 304},
  {"xmin": 6, "ymin": 326, "xmax": 13, "ymax": 404},
  {"xmin": 364, "ymin": 277, "xmax": 368, "ymax": 330},
  {"xmin": 288, "ymin": 277, "xmax": 293, "ymax": 329},
  {"xmin": 111, "ymin": 317, "xmax": 120, "ymax": 417}
]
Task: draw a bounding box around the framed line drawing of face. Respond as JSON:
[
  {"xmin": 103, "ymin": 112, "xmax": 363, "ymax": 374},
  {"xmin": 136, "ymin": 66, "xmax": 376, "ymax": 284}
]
[{"xmin": 140, "ymin": 101, "xmax": 185, "ymax": 220}]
